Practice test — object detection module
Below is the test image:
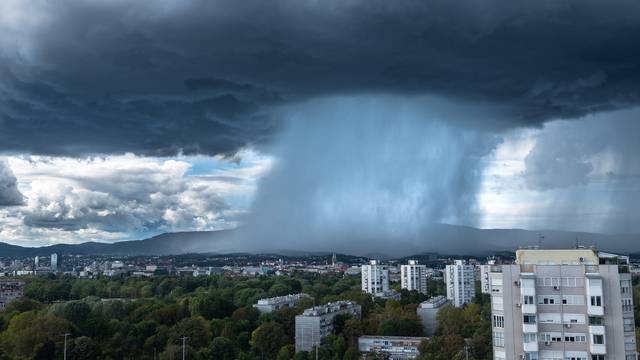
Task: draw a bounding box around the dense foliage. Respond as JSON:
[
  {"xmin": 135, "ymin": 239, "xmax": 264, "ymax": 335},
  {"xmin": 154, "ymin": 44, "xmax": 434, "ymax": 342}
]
[{"xmin": 0, "ymin": 273, "xmax": 491, "ymax": 359}]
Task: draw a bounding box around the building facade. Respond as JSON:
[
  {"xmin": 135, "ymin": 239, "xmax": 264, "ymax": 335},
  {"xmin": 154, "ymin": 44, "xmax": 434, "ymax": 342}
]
[
  {"xmin": 253, "ymin": 293, "xmax": 312, "ymax": 313},
  {"xmin": 295, "ymin": 301, "xmax": 361, "ymax": 352},
  {"xmin": 480, "ymin": 259, "xmax": 496, "ymax": 295},
  {"xmin": 51, "ymin": 253, "xmax": 58, "ymax": 271},
  {"xmin": 362, "ymin": 260, "xmax": 390, "ymax": 296},
  {"xmin": 445, "ymin": 260, "xmax": 476, "ymax": 307},
  {"xmin": 358, "ymin": 336, "xmax": 426, "ymax": 359},
  {"xmin": 401, "ymin": 260, "xmax": 428, "ymax": 294},
  {"xmin": 0, "ymin": 280, "xmax": 25, "ymax": 311},
  {"xmin": 489, "ymin": 248, "xmax": 637, "ymax": 360},
  {"xmin": 417, "ymin": 295, "xmax": 450, "ymax": 336}
]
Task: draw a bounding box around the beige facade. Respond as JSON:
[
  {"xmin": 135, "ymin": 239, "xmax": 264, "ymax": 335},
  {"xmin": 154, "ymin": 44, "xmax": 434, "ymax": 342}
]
[{"xmin": 490, "ymin": 248, "xmax": 637, "ymax": 360}]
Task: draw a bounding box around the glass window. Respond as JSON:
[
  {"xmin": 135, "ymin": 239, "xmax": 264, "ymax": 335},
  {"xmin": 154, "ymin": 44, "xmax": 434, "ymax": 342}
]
[
  {"xmin": 493, "ymin": 331, "xmax": 504, "ymax": 347},
  {"xmin": 590, "ymin": 296, "xmax": 602, "ymax": 306},
  {"xmin": 523, "ymin": 315, "xmax": 537, "ymax": 324},
  {"xmin": 589, "ymin": 316, "xmax": 604, "ymax": 325},
  {"xmin": 593, "ymin": 334, "xmax": 604, "ymax": 345}
]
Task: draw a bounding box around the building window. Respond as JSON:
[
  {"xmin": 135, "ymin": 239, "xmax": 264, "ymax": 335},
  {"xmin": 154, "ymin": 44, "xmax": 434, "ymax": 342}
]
[
  {"xmin": 523, "ymin": 315, "xmax": 536, "ymax": 324},
  {"xmin": 523, "ymin": 333, "xmax": 537, "ymax": 343},
  {"xmin": 590, "ymin": 296, "xmax": 602, "ymax": 307},
  {"xmin": 493, "ymin": 331, "xmax": 504, "ymax": 347},
  {"xmin": 592, "ymin": 334, "xmax": 604, "ymax": 345},
  {"xmin": 589, "ymin": 316, "xmax": 604, "ymax": 326},
  {"xmin": 564, "ymin": 334, "xmax": 586, "ymax": 342},
  {"xmin": 538, "ymin": 295, "xmax": 559, "ymax": 305},
  {"xmin": 621, "ymin": 280, "xmax": 631, "ymax": 294},
  {"xmin": 523, "ymin": 295, "xmax": 535, "ymax": 304},
  {"xmin": 623, "ymin": 318, "xmax": 634, "ymax": 332},
  {"xmin": 591, "ymin": 356, "xmax": 605, "ymax": 360},
  {"xmin": 492, "ymin": 315, "xmax": 504, "ymax": 328},
  {"xmin": 622, "ymin": 298, "xmax": 633, "ymax": 312},
  {"xmin": 562, "ymin": 295, "xmax": 584, "ymax": 305}
]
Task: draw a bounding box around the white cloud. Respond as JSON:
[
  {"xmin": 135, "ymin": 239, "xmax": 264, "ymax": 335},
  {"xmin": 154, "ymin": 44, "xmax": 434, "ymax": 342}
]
[
  {"xmin": 479, "ymin": 108, "xmax": 640, "ymax": 233},
  {"xmin": 0, "ymin": 150, "xmax": 272, "ymax": 246}
]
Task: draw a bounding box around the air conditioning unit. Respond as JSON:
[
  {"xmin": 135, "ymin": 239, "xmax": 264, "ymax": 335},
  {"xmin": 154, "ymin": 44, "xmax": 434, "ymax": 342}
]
[
  {"xmin": 565, "ymin": 324, "xmax": 571, "ymax": 328},
  {"xmin": 514, "ymin": 281, "xmax": 520, "ymax": 286},
  {"xmin": 553, "ymin": 286, "xmax": 560, "ymax": 290},
  {"xmin": 544, "ymin": 341, "xmax": 551, "ymax": 346},
  {"xmin": 516, "ymin": 303, "xmax": 522, "ymax": 307}
]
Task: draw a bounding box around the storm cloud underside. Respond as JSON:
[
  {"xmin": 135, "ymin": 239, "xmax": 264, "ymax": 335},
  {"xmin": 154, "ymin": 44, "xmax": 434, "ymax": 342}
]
[{"xmin": 2, "ymin": 0, "xmax": 640, "ymax": 156}]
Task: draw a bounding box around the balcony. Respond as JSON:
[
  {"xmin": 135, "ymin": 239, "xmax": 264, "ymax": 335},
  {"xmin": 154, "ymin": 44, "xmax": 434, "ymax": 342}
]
[
  {"xmin": 590, "ymin": 344, "xmax": 606, "ymax": 355},
  {"xmin": 522, "ymin": 304, "xmax": 537, "ymax": 314},
  {"xmin": 522, "ymin": 340, "xmax": 538, "ymax": 352},
  {"xmin": 522, "ymin": 323, "xmax": 538, "ymax": 333},
  {"xmin": 587, "ymin": 305, "xmax": 604, "ymax": 316}
]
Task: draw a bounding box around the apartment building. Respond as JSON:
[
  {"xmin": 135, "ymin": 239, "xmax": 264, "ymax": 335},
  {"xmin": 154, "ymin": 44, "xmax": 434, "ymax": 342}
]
[
  {"xmin": 401, "ymin": 260, "xmax": 428, "ymax": 294},
  {"xmin": 295, "ymin": 301, "xmax": 361, "ymax": 352},
  {"xmin": 489, "ymin": 248, "xmax": 637, "ymax": 360},
  {"xmin": 358, "ymin": 335, "xmax": 426, "ymax": 359},
  {"xmin": 0, "ymin": 280, "xmax": 25, "ymax": 311},
  {"xmin": 481, "ymin": 259, "xmax": 496, "ymax": 294},
  {"xmin": 362, "ymin": 260, "xmax": 390, "ymax": 295},
  {"xmin": 417, "ymin": 295, "xmax": 450, "ymax": 336},
  {"xmin": 445, "ymin": 260, "xmax": 476, "ymax": 307},
  {"xmin": 253, "ymin": 293, "xmax": 312, "ymax": 313}
]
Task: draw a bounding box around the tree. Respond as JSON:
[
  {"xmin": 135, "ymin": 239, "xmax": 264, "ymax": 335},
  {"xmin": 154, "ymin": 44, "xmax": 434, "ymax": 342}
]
[
  {"xmin": 169, "ymin": 316, "xmax": 212, "ymax": 350},
  {"xmin": 69, "ymin": 336, "xmax": 100, "ymax": 360},
  {"xmin": 276, "ymin": 344, "xmax": 295, "ymax": 360},
  {"xmin": 210, "ymin": 336, "xmax": 236, "ymax": 360},
  {"xmin": 2, "ymin": 312, "xmax": 74, "ymax": 359},
  {"xmin": 251, "ymin": 322, "xmax": 288, "ymax": 358}
]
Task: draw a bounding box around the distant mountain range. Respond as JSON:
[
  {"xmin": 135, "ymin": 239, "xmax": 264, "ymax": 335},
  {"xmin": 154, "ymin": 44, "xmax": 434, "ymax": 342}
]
[
  {"xmin": 1, "ymin": 225, "xmax": 639, "ymax": 258},
  {"xmin": 0, "ymin": 231, "xmax": 233, "ymax": 257}
]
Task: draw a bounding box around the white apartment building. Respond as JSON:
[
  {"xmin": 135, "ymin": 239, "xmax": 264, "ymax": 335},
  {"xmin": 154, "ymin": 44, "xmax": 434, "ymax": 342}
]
[
  {"xmin": 445, "ymin": 260, "xmax": 476, "ymax": 307},
  {"xmin": 358, "ymin": 336, "xmax": 426, "ymax": 359},
  {"xmin": 417, "ymin": 295, "xmax": 450, "ymax": 336},
  {"xmin": 253, "ymin": 293, "xmax": 312, "ymax": 313},
  {"xmin": 295, "ymin": 301, "xmax": 361, "ymax": 352},
  {"xmin": 481, "ymin": 259, "xmax": 497, "ymax": 294},
  {"xmin": 51, "ymin": 253, "xmax": 58, "ymax": 270},
  {"xmin": 362, "ymin": 260, "xmax": 390, "ymax": 296},
  {"xmin": 489, "ymin": 248, "xmax": 637, "ymax": 360},
  {"xmin": 401, "ymin": 260, "xmax": 428, "ymax": 294}
]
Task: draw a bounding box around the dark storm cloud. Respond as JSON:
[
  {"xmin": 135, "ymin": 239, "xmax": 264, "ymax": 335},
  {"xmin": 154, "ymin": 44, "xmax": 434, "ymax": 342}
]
[
  {"xmin": 1, "ymin": 0, "xmax": 640, "ymax": 156},
  {"xmin": 0, "ymin": 160, "xmax": 23, "ymax": 206}
]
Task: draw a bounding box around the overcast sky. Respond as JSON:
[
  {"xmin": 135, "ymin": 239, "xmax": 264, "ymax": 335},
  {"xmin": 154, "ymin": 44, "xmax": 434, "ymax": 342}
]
[{"xmin": 1, "ymin": 0, "xmax": 640, "ymax": 247}]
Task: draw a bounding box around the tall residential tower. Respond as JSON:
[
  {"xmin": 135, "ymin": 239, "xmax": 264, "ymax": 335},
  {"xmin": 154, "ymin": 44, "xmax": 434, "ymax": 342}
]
[
  {"xmin": 361, "ymin": 260, "xmax": 389, "ymax": 296},
  {"xmin": 401, "ymin": 260, "xmax": 428, "ymax": 294},
  {"xmin": 445, "ymin": 259, "xmax": 476, "ymax": 307},
  {"xmin": 489, "ymin": 248, "xmax": 637, "ymax": 360}
]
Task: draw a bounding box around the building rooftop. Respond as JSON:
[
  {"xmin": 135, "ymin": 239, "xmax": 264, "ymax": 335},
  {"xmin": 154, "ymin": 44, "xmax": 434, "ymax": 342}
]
[
  {"xmin": 256, "ymin": 293, "xmax": 310, "ymax": 305},
  {"xmin": 359, "ymin": 335, "xmax": 427, "ymax": 341},
  {"xmin": 515, "ymin": 248, "xmax": 629, "ymax": 265},
  {"xmin": 300, "ymin": 300, "xmax": 359, "ymax": 316},
  {"xmin": 419, "ymin": 295, "xmax": 449, "ymax": 308}
]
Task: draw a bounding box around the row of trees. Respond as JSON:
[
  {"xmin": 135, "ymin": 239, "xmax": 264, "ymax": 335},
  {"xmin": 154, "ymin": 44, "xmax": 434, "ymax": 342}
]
[{"xmin": 0, "ymin": 272, "xmax": 489, "ymax": 359}]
